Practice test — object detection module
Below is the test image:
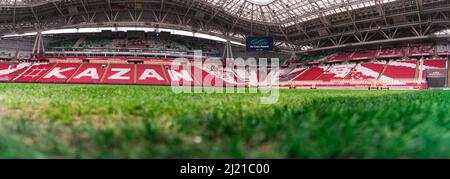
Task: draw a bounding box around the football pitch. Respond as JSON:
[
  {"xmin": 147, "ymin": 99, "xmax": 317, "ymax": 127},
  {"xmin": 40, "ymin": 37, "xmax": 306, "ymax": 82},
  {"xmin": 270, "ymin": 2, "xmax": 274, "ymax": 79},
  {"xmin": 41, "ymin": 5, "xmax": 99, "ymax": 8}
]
[{"xmin": 0, "ymin": 83, "xmax": 449, "ymax": 159}]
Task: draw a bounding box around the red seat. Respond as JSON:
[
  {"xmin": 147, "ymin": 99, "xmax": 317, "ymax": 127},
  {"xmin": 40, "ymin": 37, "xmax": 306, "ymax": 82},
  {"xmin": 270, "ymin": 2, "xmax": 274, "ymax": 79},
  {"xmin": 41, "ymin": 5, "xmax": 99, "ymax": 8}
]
[
  {"xmin": 345, "ymin": 62, "xmax": 384, "ymax": 80},
  {"xmin": 38, "ymin": 63, "xmax": 81, "ymax": 83},
  {"xmin": 0, "ymin": 63, "xmax": 32, "ymax": 82},
  {"xmin": 378, "ymin": 48, "xmax": 404, "ymax": 59},
  {"xmin": 136, "ymin": 64, "xmax": 170, "ymax": 86},
  {"xmin": 351, "ymin": 50, "xmax": 376, "ymax": 60},
  {"xmin": 316, "ymin": 64, "xmax": 354, "ymax": 81},
  {"xmin": 381, "ymin": 60, "xmax": 418, "ymax": 79},
  {"xmin": 102, "ymin": 64, "xmax": 135, "ymax": 84},
  {"xmin": 14, "ymin": 63, "xmax": 55, "ymax": 82},
  {"xmin": 408, "ymin": 46, "xmax": 434, "ymax": 57},
  {"xmin": 293, "ymin": 67, "xmax": 326, "ymax": 81},
  {"xmin": 325, "ymin": 53, "xmax": 352, "ymax": 63},
  {"xmin": 68, "ymin": 63, "xmax": 108, "ymax": 84}
]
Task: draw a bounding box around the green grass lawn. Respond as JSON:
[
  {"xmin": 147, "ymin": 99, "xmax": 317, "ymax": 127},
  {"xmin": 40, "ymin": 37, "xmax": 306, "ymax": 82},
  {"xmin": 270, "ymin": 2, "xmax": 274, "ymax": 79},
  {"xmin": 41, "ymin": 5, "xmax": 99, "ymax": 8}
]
[{"xmin": 0, "ymin": 83, "xmax": 449, "ymax": 159}]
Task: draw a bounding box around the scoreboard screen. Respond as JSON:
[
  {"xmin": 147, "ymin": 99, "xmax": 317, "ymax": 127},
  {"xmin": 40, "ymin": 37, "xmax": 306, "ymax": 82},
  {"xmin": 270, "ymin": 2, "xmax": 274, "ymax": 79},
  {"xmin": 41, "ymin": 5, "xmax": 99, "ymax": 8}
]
[{"xmin": 246, "ymin": 36, "xmax": 274, "ymax": 51}]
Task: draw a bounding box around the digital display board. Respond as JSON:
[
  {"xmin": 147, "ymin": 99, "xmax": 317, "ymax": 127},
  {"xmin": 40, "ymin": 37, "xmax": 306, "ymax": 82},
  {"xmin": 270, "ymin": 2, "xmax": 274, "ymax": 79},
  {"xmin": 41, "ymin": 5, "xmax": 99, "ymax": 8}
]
[{"xmin": 246, "ymin": 36, "xmax": 274, "ymax": 51}]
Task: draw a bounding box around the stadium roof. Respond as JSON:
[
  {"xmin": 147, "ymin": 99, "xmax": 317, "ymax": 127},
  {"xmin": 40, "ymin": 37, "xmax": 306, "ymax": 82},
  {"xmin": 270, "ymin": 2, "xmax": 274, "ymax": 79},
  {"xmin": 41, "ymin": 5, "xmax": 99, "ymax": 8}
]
[
  {"xmin": 0, "ymin": 0, "xmax": 449, "ymax": 51},
  {"xmin": 203, "ymin": 0, "xmax": 396, "ymax": 26},
  {"xmin": 2, "ymin": 0, "xmax": 397, "ymax": 26}
]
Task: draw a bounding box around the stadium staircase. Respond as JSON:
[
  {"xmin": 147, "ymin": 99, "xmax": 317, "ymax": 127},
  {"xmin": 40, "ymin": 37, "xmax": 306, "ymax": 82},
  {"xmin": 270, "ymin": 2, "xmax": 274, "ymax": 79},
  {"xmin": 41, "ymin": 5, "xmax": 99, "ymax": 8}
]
[{"xmin": 377, "ymin": 62, "xmax": 389, "ymax": 80}]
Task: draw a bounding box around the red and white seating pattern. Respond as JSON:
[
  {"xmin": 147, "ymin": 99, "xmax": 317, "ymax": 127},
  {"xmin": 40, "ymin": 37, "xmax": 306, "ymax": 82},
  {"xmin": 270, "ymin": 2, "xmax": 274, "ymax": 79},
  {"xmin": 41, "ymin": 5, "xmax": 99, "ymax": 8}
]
[
  {"xmin": 325, "ymin": 53, "xmax": 353, "ymax": 63},
  {"xmin": 351, "ymin": 50, "xmax": 376, "ymax": 60},
  {"xmin": 345, "ymin": 62, "xmax": 384, "ymax": 80},
  {"xmin": 37, "ymin": 63, "xmax": 81, "ymax": 83},
  {"xmin": 102, "ymin": 64, "xmax": 136, "ymax": 84},
  {"xmin": 418, "ymin": 59, "xmax": 448, "ymax": 80},
  {"xmin": 0, "ymin": 58, "xmax": 447, "ymax": 89},
  {"xmin": 292, "ymin": 66, "xmax": 327, "ymax": 81},
  {"xmin": 136, "ymin": 64, "xmax": 170, "ymax": 86},
  {"xmin": 316, "ymin": 64, "xmax": 355, "ymax": 81},
  {"xmin": 0, "ymin": 63, "xmax": 32, "ymax": 81},
  {"xmin": 436, "ymin": 45, "xmax": 450, "ymax": 55},
  {"xmin": 408, "ymin": 46, "xmax": 435, "ymax": 56},
  {"xmin": 68, "ymin": 63, "xmax": 108, "ymax": 84},
  {"xmin": 14, "ymin": 63, "xmax": 56, "ymax": 82},
  {"xmin": 379, "ymin": 60, "xmax": 418, "ymax": 80},
  {"xmin": 377, "ymin": 48, "xmax": 404, "ymax": 59},
  {"xmin": 279, "ymin": 67, "xmax": 307, "ymax": 82}
]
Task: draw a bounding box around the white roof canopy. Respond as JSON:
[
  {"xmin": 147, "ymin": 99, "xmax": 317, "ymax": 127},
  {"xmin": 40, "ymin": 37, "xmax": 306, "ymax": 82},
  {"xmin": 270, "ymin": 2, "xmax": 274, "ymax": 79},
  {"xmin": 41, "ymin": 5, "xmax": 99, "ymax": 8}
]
[
  {"xmin": 0, "ymin": 0, "xmax": 398, "ymax": 27},
  {"xmin": 202, "ymin": 0, "xmax": 397, "ymax": 26}
]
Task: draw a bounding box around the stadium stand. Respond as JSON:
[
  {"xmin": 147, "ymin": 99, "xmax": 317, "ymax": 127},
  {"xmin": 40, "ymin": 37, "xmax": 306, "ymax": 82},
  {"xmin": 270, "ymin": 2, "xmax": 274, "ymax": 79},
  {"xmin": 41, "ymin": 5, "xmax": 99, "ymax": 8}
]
[
  {"xmin": 0, "ymin": 63, "xmax": 32, "ymax": 82},
  {"xmin": 351, "ymin": 50, "xmax": 377, "ymax": 60},
  {"xmin": 325, "ymin": 53, "xmax": 353, "ymax": 63},
  {"xmin": 14, "ymin": 63, "xmax": 55, "ymax": 82},
  {"xmin": 408, "ymin": 46, "xmax": 435, "ymax": 57},
  {"xmin": 37, "ymin": 63, "xmax": 81, "ymax": 83},
  {"xmin": 316, "ymin": 64, "xmax": 355, "ymax": 81},
  {"xmin": 1, "ymin": 31, "xmax": 449, "ymax": 89},
  {"xmin": 0, "ymin": 57, "xmax": 447, "ymax": 89},
  {"xmin": 68, "ymin": 63, "xmax": 108, "ymax": 84},
  {"xmin": 379, "ymin": 60, "xmax": 418, "ymax": 80},
  {"xmin": 0, "ymin": 50, "xmax": 16, "ymax": 59},
  {"xmin": 419, "ymin": 59, "xmax": 449, "ymax": 80},
  {"xmin": 377, "ymin": 48, "xmax": 404, "ymax": 59},
  {"xmin": 346, "ymin": 62, "xmax": 384, "ymax": 80},
  {"xmin": 436, "ymin": 45, "xmax": 450, "ymax": 55},
  {"xmin": 300, "ymin": 55, "xmax": 328, "ymax": 64},
  {"xmin": 102, "ymin": 64, "xmax": 135, "ymax": 84},
  {"xmin": 136, "ymin": 64, "xmax": 170, "ymax": 86},
  {"xmin": 279, "ymin": 67, "xmax": 308, "ymax": 82},
  {"xmin": 292, "ymin": 66, "xmax": 328, "ymax": 81}
]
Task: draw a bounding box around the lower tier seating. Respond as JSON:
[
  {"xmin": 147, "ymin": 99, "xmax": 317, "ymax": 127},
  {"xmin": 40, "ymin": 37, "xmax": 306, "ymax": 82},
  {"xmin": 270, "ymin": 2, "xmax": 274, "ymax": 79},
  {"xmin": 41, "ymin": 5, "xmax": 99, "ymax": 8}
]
[
  {"xmin": 292, "ymin": 66, "xmax": 327, "ymax": 81},
  {"xmin": 380, "ymin": 60, "xmax": 418, "ymax": 80},
  {"xmin": 316, "ymin": 64, "xmax": 355, "ymax": 81},
  {"xmin": 1, "ymin": 60, "xmax": 447, "ymax": 88},
  {"xmin": 345, "ymin": 62, "xmax": 385, "ymax": 80}
]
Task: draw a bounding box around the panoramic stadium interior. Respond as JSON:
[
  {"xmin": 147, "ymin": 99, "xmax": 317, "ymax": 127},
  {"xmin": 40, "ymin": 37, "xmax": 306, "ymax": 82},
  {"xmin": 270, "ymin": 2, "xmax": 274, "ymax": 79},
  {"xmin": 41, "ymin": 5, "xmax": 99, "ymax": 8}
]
[{"xmin": 0, "ymin": 0, "xmax": 449, "ymax": 161}]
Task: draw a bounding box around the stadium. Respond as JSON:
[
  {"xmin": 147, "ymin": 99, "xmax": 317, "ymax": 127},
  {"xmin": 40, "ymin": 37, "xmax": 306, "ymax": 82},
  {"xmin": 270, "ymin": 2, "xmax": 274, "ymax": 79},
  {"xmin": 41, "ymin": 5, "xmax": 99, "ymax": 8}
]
[{"xmin": 0, "ymin": 0, "xmax": 449, "ymax": 159}]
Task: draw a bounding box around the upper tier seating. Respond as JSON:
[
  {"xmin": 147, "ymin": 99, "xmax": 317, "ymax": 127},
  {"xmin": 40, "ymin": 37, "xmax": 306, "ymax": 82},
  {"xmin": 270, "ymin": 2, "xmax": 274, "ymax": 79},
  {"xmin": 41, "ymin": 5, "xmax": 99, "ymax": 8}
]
[
  {"xmin": 17, "ymin": 51, "xmax": 32, "ymax": 60},
  {"xmin": 301, "ymin": 55, "xmax": 327, "ymax": 64},
  {"xmin": 127, "ymin": 39, "xmax": 146, "ymax": 47},
  {"xmin": 377, "ymin": 48, "xmax": 404, "ymax": 59},
  {"xmin": 325, "ymin": 53, "xmax": 353, "ymax": 63},
  {"xmin": 436, "ymin": 45, "xmax": 450, "ymax": 55},
  {"xmin": 0, "ymin": 51, "xmax": 16, "ymax": 59},
  {"xmin": 0, "ymin": 38, "xmax": 34, "ymax": 51},
  {"xmin": 83, "ymin": 37, "xmax": 115, "ymax": 48},
  {"xmin": 47, "ymin": 39, "xmax": 78, "ymax": 49},
  {"xmin": 408, "ymin": 46, "xmax": 435, "ymax": 56},
  {"xmin": 351, "ymin": 50, "xmax": 376, "ymax": 60}
]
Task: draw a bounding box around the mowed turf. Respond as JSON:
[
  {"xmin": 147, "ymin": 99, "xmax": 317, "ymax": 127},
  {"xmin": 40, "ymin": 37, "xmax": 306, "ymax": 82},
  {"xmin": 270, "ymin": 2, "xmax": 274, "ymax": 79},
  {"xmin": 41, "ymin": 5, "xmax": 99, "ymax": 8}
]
[{"xmin": 0, "ymin": 83, "xmax": 449, "ymax": 159}]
